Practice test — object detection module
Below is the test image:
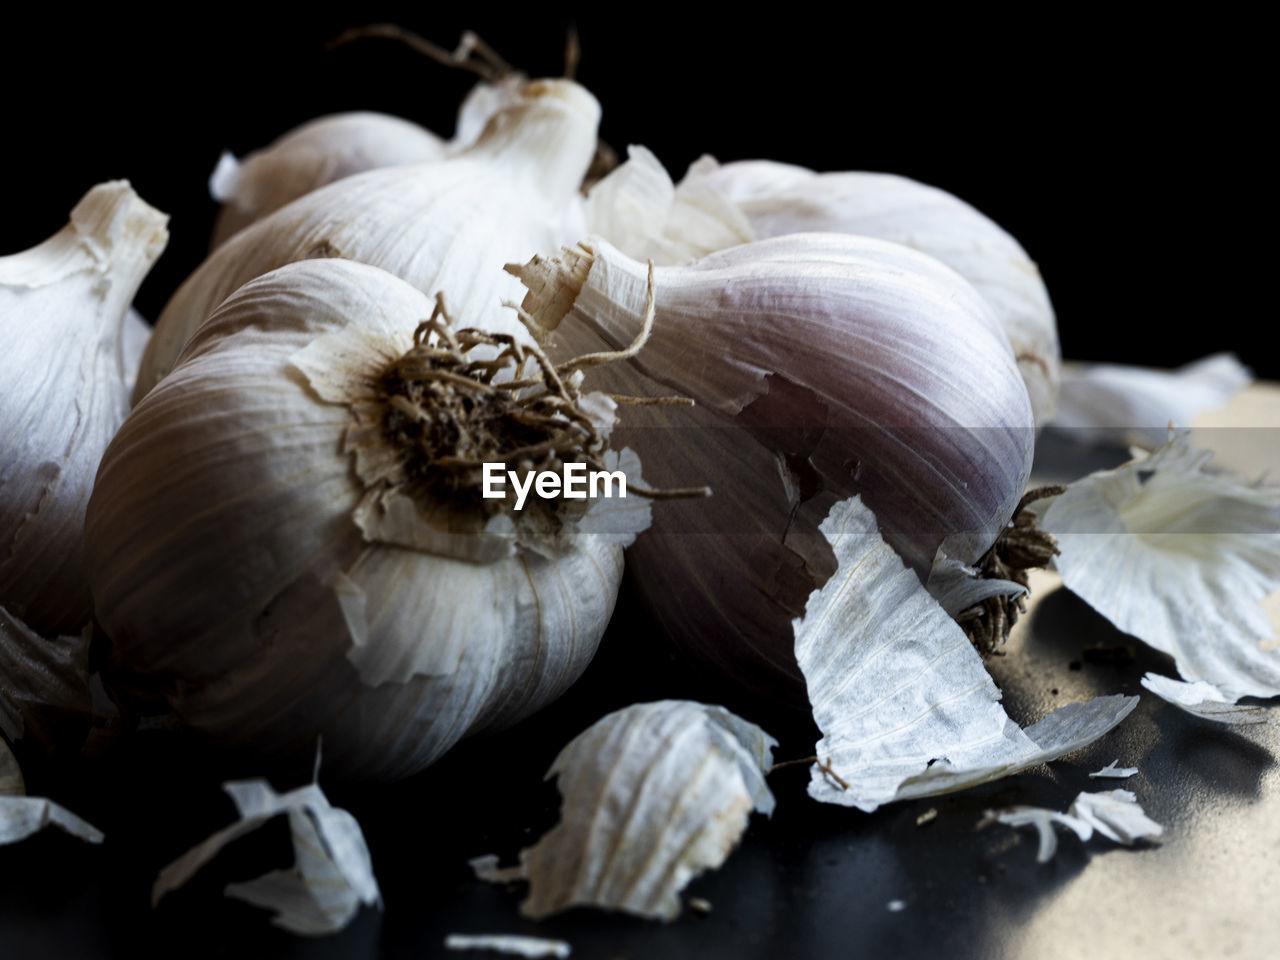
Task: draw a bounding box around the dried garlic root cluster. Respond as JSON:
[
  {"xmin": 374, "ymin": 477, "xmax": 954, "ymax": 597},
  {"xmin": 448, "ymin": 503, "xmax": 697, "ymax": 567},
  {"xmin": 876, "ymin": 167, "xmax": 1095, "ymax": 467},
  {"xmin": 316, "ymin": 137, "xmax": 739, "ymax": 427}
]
[{"xmin": 1, "ymin": 25, "xmax": 1276, "ymax": 942}]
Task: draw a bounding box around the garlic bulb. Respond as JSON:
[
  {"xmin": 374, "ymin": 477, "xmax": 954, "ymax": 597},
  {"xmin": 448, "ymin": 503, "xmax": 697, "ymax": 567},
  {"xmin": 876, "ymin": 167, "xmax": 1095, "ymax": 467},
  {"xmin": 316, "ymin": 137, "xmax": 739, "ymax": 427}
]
[
  {"xmin": 0, "ymin": 181, "xmax": 168, "ymax": 634},
  {"xmin": 512, "ymin": 234, "xmax": 1034, "ymax": 700},
  {"xmin": 209, "ymin": 111, "xmax": 449, "ymax": 248},
  {"xmin": 596, "ymin": 154, "xmax": 1060, "ymax": 425},
  {"xmin": 87, "ymin": 258, "xmax": 650, "ymax": 780},
  {"xmin": 135, "ymin": 77, "xmax": 601, "ymax": 402}
]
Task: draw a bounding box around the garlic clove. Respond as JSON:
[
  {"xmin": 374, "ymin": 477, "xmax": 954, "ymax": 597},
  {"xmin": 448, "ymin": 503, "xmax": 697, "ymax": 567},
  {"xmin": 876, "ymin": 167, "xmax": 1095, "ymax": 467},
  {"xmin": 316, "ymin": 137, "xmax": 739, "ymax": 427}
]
[
  {"xmin": 88, "ymin": 258, "xmax": 647, "ymax": 779},
  {"xmin": 593, "ymin": 153, "xmax": 1060, "ymax": 426},
  {"xmin": 0, "ymin": 181, "xmax": 168, "ymax": 634},
  {"xmin": 208, "ymin": 111, "xmax": 449, "ymax": 248},
  {"xmin": 511, "ymin": 234, "xmax": 1034, "ymax": 701},
  {"xmin": 795, "ymin": 495, "xmax": 1137, "ymax": 812},
  {"xmin": 473, "ymin": 700, "xmax": 776, "ymax": 921},
  {"xmin": 136, "ymin": 78, "xmax": 601, "ymax": 401},
  {"xmin": 1043, "ymin": 433, "xmax": 1280, "ymax": 705},
  {"xmin": 121, "ymin": 306, "xmax": 151, "ymax": 397}
]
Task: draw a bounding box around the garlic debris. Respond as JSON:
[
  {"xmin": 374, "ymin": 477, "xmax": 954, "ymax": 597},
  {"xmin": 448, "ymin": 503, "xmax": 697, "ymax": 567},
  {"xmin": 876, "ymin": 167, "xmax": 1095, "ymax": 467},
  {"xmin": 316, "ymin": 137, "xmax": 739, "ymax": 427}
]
[
  {"xmin": 1042, "ymin": 434, "xmax": 1280, "ymax": 712},
  {"xmin": 1, "ymin": 736, "xmax": 103, "ymax": 846},
  {"xmin": 0, "ymin": 181, "xmax": 168, "ymax": 634},
  {"xmin": 511, "ymin": 233, "xmax": 1034, "ymax": 700},
  {"xmin": 136, "ymin": 77, "xmax": 600, "ymax": 400},
  {"xmin": 982, "ymin": 789, "xmax": 1163, "ymax": 863},
  {"xmin": 795, "ymin": 496, "xmax": 1137, "ymax": 812},
  {"xmin": 472, "ymin": 700, "xmax": 776, "ymax": 921},
  {"xmin": 1, "ymin": 605, "xmax": 93, "ymax": 749},
  {"xmin": 590, "ymin": 153, "xmax": 1060, "ymax": 425},
  {"xmin": 153, "ymin": 774, "xmax": 380, "ymax": 934},
  {"xmin": 87, "ymin": 259, "xmax": 650, "ymax": 779},
  {"xmin": 209, "ymin": 111, "xmax": 449, "ymax": 248},
  {"xmin": 1051, "ymin": 352, "xmax": 1251, "ymax": 447}
]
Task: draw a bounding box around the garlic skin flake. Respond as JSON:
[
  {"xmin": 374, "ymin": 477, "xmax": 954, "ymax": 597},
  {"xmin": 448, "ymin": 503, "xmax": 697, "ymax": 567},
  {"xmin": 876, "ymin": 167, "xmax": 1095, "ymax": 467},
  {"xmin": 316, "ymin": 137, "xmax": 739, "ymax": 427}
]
[
  {"xmin": 513, "ymin": 234, "xmax": 1033, "ymax": 701},
  {"xmin": 795, "ymin": 496, "xmax": 1137, "ymax": 812},
  {"xmin": 1, "ymin": 737, "xmax": 103, "ymax": 845},
  {"xmin": 1, "ymin": 605, "xmax": 93, "ymax": 748},
  {"xmin": 136, "ymin": 78, "xmax": 600, "ymax": 400},
  {"xmin": 1089, "ymin": 759, "xmax": 1139, "ymax": 778},
  {"xmin": 985, "ymin": 789, "xmax": 1163, "ymax": 863},
  {"xmin": 209, "ymin": 111, "xmax": 448, "ymax": 248},
  {"xmin": 444, "ymin": 934, "xmax": 572, "ymax": 958},
  {"xmin": 153, "ymin": 777, "xmax": 379, "ymax": 935},
  {"xmin": 0, "ymin": 181, "xmax": 168, "ymax": 635},
  {"xmin": 1052, "ymin": 352, "xmax": 1251, "ymax": 447},
  {"xmin": 1043, "ymin": 434, "xmax": 1280, "ymax": 706},
  {"xmin": 87, "ymin": 259, "xmax": 647, "ymax": 780},
  {"xmin": 480, "ymin": 700, "xmax": 776, "ymax": 921},
  {"xmin": 1139, "ymin": 674, "xmax": 1275, "ymax": 725},
  {"xmin": 677, "ymin": 157, "xmax": 1061, "ymax": 426}
]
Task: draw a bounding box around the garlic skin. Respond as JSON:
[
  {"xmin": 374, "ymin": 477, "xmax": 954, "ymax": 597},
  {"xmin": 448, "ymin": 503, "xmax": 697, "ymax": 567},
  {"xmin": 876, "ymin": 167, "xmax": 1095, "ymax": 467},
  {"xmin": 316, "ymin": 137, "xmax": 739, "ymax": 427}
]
[
  {"xmin": 209, "ymin": 111, "xmax": 449, "ymax": 248},
  {"xmin": 512, "ymin": 234, "xmax": 1034, "ymax": 700},
  {"xmin": 0, "ymin": 181, "xmax": 168, "ymax": 634},
  {"xmin": 680, "ymin": 157, "xmax": 1061, "ymax": 426},
  {"xmin": 135, "ymin": 78, "xmax": 601, "ymax": 402},
  {"xmin": 87, "ymin": 259, "xmax": 646, "ymax": 780}
]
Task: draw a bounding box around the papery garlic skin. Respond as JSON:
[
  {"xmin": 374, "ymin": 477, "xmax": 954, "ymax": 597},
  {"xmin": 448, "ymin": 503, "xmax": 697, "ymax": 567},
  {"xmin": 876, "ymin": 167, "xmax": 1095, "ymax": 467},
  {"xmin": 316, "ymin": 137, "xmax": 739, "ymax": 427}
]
[
  {"xmin": 209, "ymin": 112, "xmax": 449, "ymax": 248},
  {"xmin": 686, "ymin": 158, "xmax": 1061, "ymax": 426},
  {"xmin": 87, "ymin": 259, "xmax": 642, "ymax": 780},
  {"xmin": 476, "ymin": 700, "xmax": 775, "ymax": 921},
  {"xmin": 513, "ymin": 234, "xmax": 1034, "ymax": 699},
  {"xmin": 135, "ymin": 78, "xmax": 601, "ymax": 402},
  {"xmin": 0, "ymin": 181, "xmax": 168, "ymax": 634}
]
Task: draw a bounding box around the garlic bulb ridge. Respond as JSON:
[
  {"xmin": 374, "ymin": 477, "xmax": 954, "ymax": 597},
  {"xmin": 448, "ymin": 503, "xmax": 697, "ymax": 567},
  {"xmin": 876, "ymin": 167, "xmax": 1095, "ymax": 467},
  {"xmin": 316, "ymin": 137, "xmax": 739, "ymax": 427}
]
[
  {"xmin": 87, "ymin": 258, "xmax": 649, "ymax": 779},
  {"xmin": 0, "ymin": 181, "xmax": 168, "ymax": 634}
]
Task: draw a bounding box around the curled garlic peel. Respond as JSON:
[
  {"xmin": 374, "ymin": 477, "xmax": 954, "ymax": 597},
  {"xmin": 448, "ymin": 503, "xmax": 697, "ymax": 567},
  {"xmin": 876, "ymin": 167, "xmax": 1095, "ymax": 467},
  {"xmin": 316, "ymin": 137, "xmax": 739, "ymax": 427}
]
[
  {"xmin": 512, "ymin": 234, "xmax": 1034, "ymax": 699},
  {"xmin": 87, "ymin": 259, "xmax": 647, "ymax": 779},
  {"xmin": 135, "ymin": 77, "xmax": 602, "ymax": 403},
  {"xmin": 209, "ymin": 111, "xmax": 449, "ymax": 248},
  {"xmin": 0, "ymin": 181, "xmax": 167, "ymax": 634},
  {"xmin": 612, "ymin": 156, "xmax": 1061, "ymax": 426}
]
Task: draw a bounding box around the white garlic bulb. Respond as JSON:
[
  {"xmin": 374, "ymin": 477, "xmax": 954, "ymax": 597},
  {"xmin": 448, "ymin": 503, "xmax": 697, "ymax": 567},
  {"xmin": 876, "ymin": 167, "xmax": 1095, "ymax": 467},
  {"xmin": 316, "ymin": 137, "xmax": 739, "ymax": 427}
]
[
  {"xmin": 594, "ymin": 154, "xmax": 1060, "ymax": 425},
  {"xmin": 136, "ymin": 77, "xmax": 601, "ymax": 402},
  {"xmin": 0, "ymin": 181, "xmax": 168, "ymax": 634},
  {"xmin": 86, "ymin": 258, "xmax": 650, "ymax": 780},
  {"xmin": 208, "ymin": 111, "xmax": 449, "ymax": 248},
  {"xmin": 512, "ymin": 233, "xmax": 1034, "ymax": 700}
]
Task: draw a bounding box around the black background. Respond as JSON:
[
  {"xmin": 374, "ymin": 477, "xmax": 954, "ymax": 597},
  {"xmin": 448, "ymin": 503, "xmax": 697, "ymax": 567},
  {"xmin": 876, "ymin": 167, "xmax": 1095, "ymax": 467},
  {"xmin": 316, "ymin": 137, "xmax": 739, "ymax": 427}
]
[{"xmin": 1, "ymin": 7, "xmax": 1269, "ymax": 377}]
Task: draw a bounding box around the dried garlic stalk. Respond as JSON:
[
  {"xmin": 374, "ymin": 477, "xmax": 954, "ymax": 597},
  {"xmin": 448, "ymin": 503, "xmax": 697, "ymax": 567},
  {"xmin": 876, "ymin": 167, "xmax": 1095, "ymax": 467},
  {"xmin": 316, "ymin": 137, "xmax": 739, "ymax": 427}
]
[
  {"xmin": 1043, "ymin": 433, "xmax": 1280, "ymax": 718},
  {"xmin": 982, "ymin": 789, "xmax": 1163, "ymax": 863},
  {"xmin": 153, "ymin": 777, "xmax": 380, "ymax": 935},
  {"xmin": 795, "ymin": 496, "xmax": 1137, "ymax": 812},
  {"xmin": 473, "ymin": 700, "xmax": 775, "ymax": 921}
]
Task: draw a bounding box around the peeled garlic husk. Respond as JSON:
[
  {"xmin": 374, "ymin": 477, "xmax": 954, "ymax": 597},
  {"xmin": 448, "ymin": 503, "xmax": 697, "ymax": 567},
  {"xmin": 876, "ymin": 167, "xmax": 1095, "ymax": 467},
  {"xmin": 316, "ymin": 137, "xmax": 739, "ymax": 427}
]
[
  {"xmin": 209, "ymin": 111, "xmax": 449, "ymax": 248},
  {"xmin": 511, "ymin": 233, "xmax": 1034, "ymax": 700},
  {"xmin": 473, "ymin": 700, "xmax": 775, "ymax": 921},
  {"xmin": 135, "ymin": 77, "xmax": 601, "ymax": 401},
  {"xmin": 795, "ymin": 495, "xmax": 1136, "ymax": 811},
  {"xmin": 0, "ymin": 181, "xmax": 168, "ymax": 634},
  {"xmin": 593, "ymin": 153, "xmax": 1060, "ymax": 426},
  {"xmin": 1043, "ymin": 433, "xmax": 1280, "ymax": 709},
  {"xmin": 87, "ymin": 258, "xmax": 648, "ymax": 780},
  {"xmin": 2, "ymin": 736, "xmax": 103, "ymax": 845}
]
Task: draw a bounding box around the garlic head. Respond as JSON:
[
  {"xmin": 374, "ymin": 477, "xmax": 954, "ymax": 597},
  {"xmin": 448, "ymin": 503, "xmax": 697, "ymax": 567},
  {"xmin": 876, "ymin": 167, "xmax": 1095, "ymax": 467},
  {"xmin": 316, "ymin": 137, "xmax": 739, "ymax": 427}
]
[{"xmin": 0, "ymin": 181, "xmax": 167, "ymax": 634}]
